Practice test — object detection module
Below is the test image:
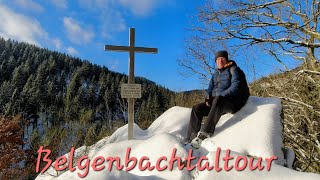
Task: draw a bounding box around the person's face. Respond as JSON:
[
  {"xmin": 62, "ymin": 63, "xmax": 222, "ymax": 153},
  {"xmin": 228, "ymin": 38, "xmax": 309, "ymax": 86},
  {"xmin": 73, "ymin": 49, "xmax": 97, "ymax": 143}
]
[{"xmin": 216, "ymin": 57, "xmax": 227, "ymax": 69}]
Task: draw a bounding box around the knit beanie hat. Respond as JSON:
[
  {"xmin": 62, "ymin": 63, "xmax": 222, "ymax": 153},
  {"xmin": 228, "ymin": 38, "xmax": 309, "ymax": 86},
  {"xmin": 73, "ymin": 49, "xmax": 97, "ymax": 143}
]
[{"xmin": 215, "ymin": 50, "xmax": 228, "ymax": 61}]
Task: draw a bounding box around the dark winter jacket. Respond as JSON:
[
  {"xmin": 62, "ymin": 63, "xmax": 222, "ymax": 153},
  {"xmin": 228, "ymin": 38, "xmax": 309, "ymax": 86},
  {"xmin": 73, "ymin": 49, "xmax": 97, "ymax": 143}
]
[{"xmin": 206, "ymin": 60, "xmax": 250, "ymax": 101}]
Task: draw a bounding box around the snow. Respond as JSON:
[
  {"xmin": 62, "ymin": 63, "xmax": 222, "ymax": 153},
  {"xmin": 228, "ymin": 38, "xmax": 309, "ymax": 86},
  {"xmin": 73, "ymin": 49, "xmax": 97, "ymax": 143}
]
[
  {"xmin": 56, "ymin": 134, "xmax": 191, "ymax": 180},
  {"xmin": 195, "ymin": 150, "xmax": 320, "ymax": 180},
  {"xmin": 35, "ymin": 96, "xmax": 320, "ymax": 180},
  {"xmin": 201, "ymin": 96, "xmax": 285, "ymax": 165}
]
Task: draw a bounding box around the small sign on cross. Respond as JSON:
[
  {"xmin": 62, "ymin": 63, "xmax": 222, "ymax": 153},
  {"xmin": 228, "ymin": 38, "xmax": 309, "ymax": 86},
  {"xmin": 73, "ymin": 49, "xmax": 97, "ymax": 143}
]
[
  {"xmin": 104, "ymin": 27, "xmax": 158, "ymax": 140},
  {"xmin": 121, "ymin": 84, "xmax": 141, "ymax": 99}
]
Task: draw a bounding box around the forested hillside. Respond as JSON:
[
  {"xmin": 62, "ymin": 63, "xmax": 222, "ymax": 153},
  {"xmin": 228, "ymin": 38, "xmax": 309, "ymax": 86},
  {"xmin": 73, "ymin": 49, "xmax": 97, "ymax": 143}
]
[
  {"xmin": 1, "ymin": 37, "xmax": 319, "ymax": 179},
  {"xmin": 0, "ymin": 37, "xmax": 175, "ymax": 178}
]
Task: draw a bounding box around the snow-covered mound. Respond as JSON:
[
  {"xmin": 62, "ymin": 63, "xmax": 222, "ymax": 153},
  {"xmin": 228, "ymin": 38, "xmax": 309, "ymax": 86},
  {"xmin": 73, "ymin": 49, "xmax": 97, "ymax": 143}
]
[
  {"xmin": 106, "ymin": 106, "xmax": 191, "ymax": 144},
  {"xmin": 195, "ymin": 150, "xmax": 320, "ymax": 180},
  {"xmin": 36, "ymin": 96, "xmax": 320, "ymax": 180},
  {"xmin": 203, "ymin": 96, "xmax": 285, "ymax": 165}
]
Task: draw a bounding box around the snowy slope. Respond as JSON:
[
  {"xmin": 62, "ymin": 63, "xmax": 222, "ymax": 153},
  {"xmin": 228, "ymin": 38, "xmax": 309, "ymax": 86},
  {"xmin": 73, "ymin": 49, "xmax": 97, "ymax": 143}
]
[
  {"xmin": 195, "ymin": 150, "xmax": 320, "ymax": 180},
  {"xmin": 36, "ymin": 96, "xmax": 320, "ymax": 180}
]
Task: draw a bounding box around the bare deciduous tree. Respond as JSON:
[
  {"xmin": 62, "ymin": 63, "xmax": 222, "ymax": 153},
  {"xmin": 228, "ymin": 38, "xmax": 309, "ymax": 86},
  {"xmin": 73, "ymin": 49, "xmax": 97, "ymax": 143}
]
[
  {"xmin": 251, "ymin": 67, "xmax": 320, "ymax": 173},
  {"xmin": 179, "ymin": 0, "xmax": 320, "ymax": 174},
  {"xmin": 179, "ymin": 0, "xmax": 320, "ymax": 80}
]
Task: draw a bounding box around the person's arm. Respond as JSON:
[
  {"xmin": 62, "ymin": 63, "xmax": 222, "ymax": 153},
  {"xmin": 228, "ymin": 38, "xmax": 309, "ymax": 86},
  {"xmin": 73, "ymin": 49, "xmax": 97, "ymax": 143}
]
[
  {"xmin": 204, "ymin": 75, "xmax": 215, "ymax": 106},
  {"xmin": 206, "ymin": 75, "xmax": 215, "ymax": 98},
  {"xmin": 221, "ymin": 66, "xmax": 242, "ymax": 97}
]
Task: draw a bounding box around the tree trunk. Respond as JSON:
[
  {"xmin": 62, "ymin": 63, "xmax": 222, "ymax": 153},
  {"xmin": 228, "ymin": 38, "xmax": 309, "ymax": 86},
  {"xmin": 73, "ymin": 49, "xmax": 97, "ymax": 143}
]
[{"xmin": 307, "ymin": 47, "xmax": 317, "ymax": 71}]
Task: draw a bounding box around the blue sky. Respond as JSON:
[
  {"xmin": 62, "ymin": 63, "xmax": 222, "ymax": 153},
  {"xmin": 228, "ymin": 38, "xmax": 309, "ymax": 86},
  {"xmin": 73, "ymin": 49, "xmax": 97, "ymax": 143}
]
[
  {"xmin": 0, "ymin": 0, "xmax": 300, "ymax": 92},
  {"xmin": 0, "ymin": 0, "xmax": 208, "ymax": 91}
]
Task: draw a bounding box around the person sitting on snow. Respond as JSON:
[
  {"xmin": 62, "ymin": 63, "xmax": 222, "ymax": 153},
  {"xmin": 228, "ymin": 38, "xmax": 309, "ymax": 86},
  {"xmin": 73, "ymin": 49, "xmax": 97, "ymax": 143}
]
[{"xmin": 185, "ymin": 50, "xmax": 250, "ymax": 148}]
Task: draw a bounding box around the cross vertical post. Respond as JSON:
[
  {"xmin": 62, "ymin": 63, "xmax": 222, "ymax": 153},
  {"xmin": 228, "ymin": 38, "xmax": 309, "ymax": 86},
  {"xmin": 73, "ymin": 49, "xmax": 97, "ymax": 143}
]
[
  {"xmin": 128, "ymin": 28, "xmax": 135, "ymax": 140},
  {"xmin": 104, "ymin": 27, "xmax": 158, "ymax": 140}
]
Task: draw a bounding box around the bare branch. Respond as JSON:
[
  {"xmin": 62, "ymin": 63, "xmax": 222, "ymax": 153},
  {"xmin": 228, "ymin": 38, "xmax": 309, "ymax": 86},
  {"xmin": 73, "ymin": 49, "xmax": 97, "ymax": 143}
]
[
  {"xmin": 298, "ymin": 69, "xmax": 320, "ymax": 75},
  {"xmin": 271, "ymin": 95, "xmax": 320, "ymax": 115}
]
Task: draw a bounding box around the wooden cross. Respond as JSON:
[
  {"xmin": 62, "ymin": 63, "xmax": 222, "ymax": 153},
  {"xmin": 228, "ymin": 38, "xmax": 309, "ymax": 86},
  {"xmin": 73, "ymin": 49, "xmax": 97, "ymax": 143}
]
[{"xmin": 104, "ymin": 27, "xmax": 158, "ymax": 140}]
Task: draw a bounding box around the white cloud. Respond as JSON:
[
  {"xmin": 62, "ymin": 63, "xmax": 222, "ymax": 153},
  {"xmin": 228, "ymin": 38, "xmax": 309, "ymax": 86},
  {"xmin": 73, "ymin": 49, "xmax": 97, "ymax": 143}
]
[
  {"xmin": 0, "ymin": 4, "xmax": 67, "ymax": 52},
  {"xmin": 78, "ymin": 0, "xmax": 167, "ymax": 17},
  {"xmin": 12, "ymin": 0, "xmax": 44, "ymax": 13},
  {"xmin": 50, "ymin": 0, "xmax": 67, "ymax": 9},
  {"xmin": 66, "ymin": 47, "xmax": 79, "ymax": 55},
  {"xmin": 76, "ymin": 0, "xmax": 172, "ymax": 39},
  {"xmin": 52, "ymin": 38, "xmax": 62, "ymax": 49},
  {"xmin": 0, "ymin": 4, "xmax": 47, "ymax": 45},
  {"xmin": 77, "ymin": 0, "xmax": 99, "ymax": 9},
  {"xmin": 108, "ymin": 59, "xmax": 120, "ymax": 71},
  {"xmin": 77, "ymin": 0, "xmax": 126, "ymax": 38},
  {"xmin": 63, "ymin": 17, "xmax": 95, "ymax": 44},
  {"xmin": 118, "ymin": 0, "xmax": 163, "ymax": 16},
  {"xmin": 100, "ymin": 10, "xmax": 126, "ymax": 39}
]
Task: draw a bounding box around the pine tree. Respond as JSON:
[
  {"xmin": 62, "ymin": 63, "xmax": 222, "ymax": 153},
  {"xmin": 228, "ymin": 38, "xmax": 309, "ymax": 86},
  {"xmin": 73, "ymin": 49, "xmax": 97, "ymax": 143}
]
[
  {"xmin": 84, "ymin": 123, "xmax": 97, "ymax": 146},
  {"xmin": 0, "ymin": 38, "xmax": 176, "ymax": 178},
  {"xmin": 152, "ymin": 92, "xmax": 160, "ymax": 119},
  {"xmin": 11, "ymin": 65, "xmax": 26, "ymax": 91},
  {"xmin": 0, "ymin": 81, "xmax": 14, "ymax": 114},
  {"xmin": 104, "ymin": 83, "xmax": 116, "ymax": 129}
]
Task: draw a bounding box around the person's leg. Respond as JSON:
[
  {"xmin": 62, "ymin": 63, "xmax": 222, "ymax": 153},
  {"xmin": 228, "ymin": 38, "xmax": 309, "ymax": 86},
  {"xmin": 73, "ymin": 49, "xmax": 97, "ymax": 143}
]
[
  {"xmin": 202, "ymin": 96, "xmax": 245, "ymax": 135},
  {"xmin": 186, "ymin": 102, "xmax": 210, "ymax": 142}
]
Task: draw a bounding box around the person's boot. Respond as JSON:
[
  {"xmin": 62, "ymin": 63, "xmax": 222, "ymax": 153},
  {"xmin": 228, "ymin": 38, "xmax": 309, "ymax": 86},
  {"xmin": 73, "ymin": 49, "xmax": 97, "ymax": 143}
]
[{"xmin": 190, "ymin": 131, "xmax": 212, "ymax": 149}]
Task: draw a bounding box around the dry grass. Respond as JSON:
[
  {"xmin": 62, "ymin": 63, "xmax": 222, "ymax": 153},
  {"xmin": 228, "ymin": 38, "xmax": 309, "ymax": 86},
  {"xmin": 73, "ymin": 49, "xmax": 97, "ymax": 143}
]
[{"xmin": 250, "ymin": 62, "xmax": 320, "ymax": 173}]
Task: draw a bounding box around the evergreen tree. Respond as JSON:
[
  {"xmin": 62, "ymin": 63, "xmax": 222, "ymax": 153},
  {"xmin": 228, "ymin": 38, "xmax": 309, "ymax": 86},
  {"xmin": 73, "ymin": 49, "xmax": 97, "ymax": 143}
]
[
  {"xmin": 0, "ymin": 38, "xmax": 176, "ymax": 177},
  {"xmin": 84, "ymin": 123, "xmax": 97, "ymax": 146}
]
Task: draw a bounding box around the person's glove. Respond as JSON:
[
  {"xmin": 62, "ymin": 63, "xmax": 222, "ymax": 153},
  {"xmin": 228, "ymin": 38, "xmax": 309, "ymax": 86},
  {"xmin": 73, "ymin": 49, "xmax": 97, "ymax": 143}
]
[{"xmin": 205, "ymin": 95, "xmax": 213, "ymax": 106}]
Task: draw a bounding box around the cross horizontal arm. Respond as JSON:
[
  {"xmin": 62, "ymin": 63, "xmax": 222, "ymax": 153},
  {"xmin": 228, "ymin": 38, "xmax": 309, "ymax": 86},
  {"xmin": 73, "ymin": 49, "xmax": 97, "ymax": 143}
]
[
  {"xmin": 134, "ymin": 47, "xmax": 158, "ymax": 54},
  {"xmin": 105, "ymin": 45, "xmax": 130, "ymax": 52},
  {"xmin": 105, "ymin": 45, "xmax": 158, "ymax": 54}
]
